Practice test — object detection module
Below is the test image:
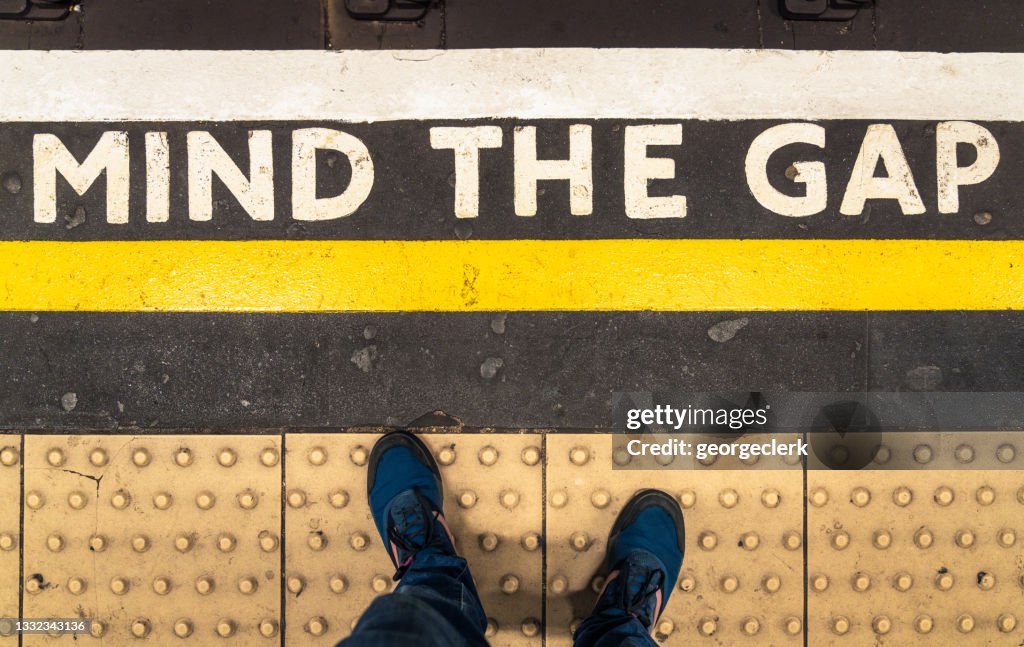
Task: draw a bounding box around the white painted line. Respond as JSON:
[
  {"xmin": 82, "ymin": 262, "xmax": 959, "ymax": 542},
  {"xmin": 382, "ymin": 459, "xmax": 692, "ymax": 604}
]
[{"xmin": 2, "ymin": 49, "xmax": 1022, "ymax": 122}]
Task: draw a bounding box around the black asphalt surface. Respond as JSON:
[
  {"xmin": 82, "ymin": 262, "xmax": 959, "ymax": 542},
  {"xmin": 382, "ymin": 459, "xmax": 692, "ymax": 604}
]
[{"xmin": 1, "ymin": 1, "xmax": 1022, "ymax": 430}]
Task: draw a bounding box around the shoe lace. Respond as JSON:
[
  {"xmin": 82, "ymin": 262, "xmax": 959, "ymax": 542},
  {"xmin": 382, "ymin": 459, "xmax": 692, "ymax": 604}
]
[
  {"xmin": 616, "ymin": 561, "xmax": 665, "ymax": 627},
  {"xmin": 386, "ymin": 490, "xmax": 440, "ymax": 581}
]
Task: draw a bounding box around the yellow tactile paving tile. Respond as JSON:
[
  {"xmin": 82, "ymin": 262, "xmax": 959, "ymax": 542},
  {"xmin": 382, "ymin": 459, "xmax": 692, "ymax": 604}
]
[
  {"xmin": 422, "ymin": 433, "xmax": 544, "ymax": 646},
  {"xmin": 7, "ymin": 429, "xmax": 1024, "ymax": 646},
  {"xmin": 283, "ymin": 432, "xmax": 393, "ymax": 645},
  {"xmin": 545, "ymin": 433, "xmax": 804, "ymax": 645},
  {"xmin": 21, "ymin": 435, "xmax": 282, "ymax": 644},
  {"xmin": 284, "ymin": 432, "xmax": 543, "ymax": 647},
  {"xmin": 806, "ymin": 467, "xmax": 1024, "ymax": 644},
  {"xmin": 807, "ymin": 430, "xmax": 1024, "ymax": 471},
  {"xmin": 0, "ymin": 436, "xmax": 20, "ymax": 636}
]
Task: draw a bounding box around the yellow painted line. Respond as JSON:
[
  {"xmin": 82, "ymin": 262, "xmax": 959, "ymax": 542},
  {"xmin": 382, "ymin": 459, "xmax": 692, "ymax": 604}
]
[{"xmin": 0, "ymin": 239, "xmax": 1021, "ymax": 312}]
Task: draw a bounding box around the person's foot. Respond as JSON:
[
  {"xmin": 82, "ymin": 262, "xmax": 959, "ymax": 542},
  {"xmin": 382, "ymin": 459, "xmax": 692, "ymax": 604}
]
[
  {"xmin": 367, "ymin": 431, "xmax": 457, "ymax": 581},
  {"xmin": 592, "ymin": 489, "xmax": 684, "ymax": 631}
]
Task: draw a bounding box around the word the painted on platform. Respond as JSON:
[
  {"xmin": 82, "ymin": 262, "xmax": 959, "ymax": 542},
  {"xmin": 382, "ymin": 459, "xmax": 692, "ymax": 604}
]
[{"xmin": 29, "ymin": 121, "xmax": 999, "ymax": 224}]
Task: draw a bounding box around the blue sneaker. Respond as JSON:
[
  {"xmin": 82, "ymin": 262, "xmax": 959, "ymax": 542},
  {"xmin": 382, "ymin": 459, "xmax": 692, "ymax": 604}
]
[
  {"xmin": 367, "ymin": 431, "xmax": 457, "ymax": 581},
  {"xmin": 593, "ymin": 489, "xmax": 684, "ymax": 630}
]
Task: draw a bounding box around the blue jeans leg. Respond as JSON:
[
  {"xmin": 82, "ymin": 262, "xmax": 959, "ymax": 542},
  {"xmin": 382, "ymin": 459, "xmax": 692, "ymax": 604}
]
[
  {"xmin": 337, "ymin": 548, "xmax": 489, "ymax": 647},
  {"xmin": 573, "ymin": 608, "xmax": 658, "ymax": 647}
]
